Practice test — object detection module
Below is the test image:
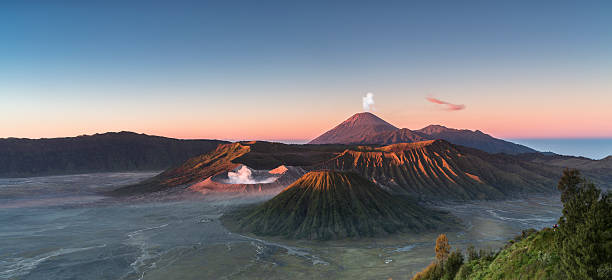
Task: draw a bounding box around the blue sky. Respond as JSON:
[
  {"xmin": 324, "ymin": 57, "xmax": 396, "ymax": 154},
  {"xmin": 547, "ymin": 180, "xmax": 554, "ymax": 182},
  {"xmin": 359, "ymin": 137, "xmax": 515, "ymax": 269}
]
[{"xmin": 1, "ymin": 1, "xmax": 611, "ymax": 142}]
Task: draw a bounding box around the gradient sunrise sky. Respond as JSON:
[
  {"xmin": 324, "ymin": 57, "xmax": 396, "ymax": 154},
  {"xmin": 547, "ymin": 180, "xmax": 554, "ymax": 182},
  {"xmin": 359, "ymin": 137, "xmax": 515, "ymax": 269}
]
[{"xmin": 1, "ymin": 1, "xmax": 611, "ymax": 142}]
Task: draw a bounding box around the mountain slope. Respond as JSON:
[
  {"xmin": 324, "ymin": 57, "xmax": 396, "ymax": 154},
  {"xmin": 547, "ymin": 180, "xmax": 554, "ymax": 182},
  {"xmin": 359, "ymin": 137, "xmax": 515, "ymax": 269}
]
[
  {"xmin": 233, "ymin": 171, "xmax": 457, "ymax": 240},
  {"xmin": 0, "ymin": 132, "xmax": 227, "ymax": 178},
  {"xmin": 308, "ymin": 112, "xmax": 398, "ymax": 144},
  {"xmin": 111, "ymin": 142, "xmax": 251, "ymax": 195},
  {"xmin": 352, "ymin": 128, "xmax": 430, "ymax": 145},
  {"xmin": 416, "ymin": 125, "xmax": 536, "ymax": 154},
  {"xmin": 114, "ymin": 139, "xmax": 562, "ymax": 200},
  {"xmin": 517, "ymin": 153, "xmax": 612, "ymax": 189},
  {"xmin": 111, "ymin": 141, "xmax": 342, "ymax": 195},
  {"xmin": 316, "ymin": 140, "xmax": 558, "ymax": 200},
  {"xmin": 518, "ymin": 152, "xmax": 612, "ymax": 170},
  {"xmin": 188, "ymin": 165, "xmax": 306, "ymax": 195}
]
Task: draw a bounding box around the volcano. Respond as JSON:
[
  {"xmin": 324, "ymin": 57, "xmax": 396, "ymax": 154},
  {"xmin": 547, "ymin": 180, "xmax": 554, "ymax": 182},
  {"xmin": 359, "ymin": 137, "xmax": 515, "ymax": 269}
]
[
  {"xmin": 188, "ymin": 164, "xmax": 306, "ymax": 195},
  {"xmin": 233, "ymin": 171, "xmax": 456, "ymax": 240},
  {"xmin": 309, "ymin": 112, "xmax": 398, "ymax": 144},
  {"xmin": 111, "ymin": 141, "xmax": 340, "ymax": 195},
  {"xmin": 308, "ymin": 112, "xmax": 536, "ymax": 154}
]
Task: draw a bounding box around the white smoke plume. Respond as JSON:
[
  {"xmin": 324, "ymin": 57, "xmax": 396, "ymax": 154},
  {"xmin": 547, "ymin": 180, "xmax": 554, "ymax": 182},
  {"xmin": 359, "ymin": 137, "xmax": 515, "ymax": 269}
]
[
  {"xmin": 362, "ymin": 92, "xmax": 375, "ymax": 111},
  {"xmin": 226, "ymin": 165, "xmax": 278, "ymax": 184}
]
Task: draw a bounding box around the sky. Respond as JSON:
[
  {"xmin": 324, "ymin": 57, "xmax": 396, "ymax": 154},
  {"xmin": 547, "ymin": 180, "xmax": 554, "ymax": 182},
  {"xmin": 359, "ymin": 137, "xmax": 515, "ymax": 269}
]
[
  {"xmin": 1, "ymin": 1, "xmax": 611, "ymax": 142},
  {"xmin": 511, "ymin": 138, "xmax": 612, "ymax": 160}
]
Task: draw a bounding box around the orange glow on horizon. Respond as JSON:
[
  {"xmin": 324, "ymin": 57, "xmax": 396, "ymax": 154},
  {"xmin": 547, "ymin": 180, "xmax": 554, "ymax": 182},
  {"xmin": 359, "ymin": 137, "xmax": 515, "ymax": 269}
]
[{"xmin": 3, "ymin": 110, "xmax": 610, "ymax": 142}]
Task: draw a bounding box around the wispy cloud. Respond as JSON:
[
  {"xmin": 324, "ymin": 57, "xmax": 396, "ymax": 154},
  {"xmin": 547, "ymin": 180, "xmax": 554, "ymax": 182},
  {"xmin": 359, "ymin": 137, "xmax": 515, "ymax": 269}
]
[{"xmin": 426, "ymin": 97, "xmax": 465, "ymax": 111}]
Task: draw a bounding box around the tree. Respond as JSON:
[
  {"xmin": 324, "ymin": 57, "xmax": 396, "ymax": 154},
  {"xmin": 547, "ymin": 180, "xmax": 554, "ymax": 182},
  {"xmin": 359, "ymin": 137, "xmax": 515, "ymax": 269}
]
[
  {"xmin": 555, "ymin": 169, "xmax": 612, "ymax": 280},
  {"xmin": 557, "ymin": 168, "xmax": 582, "ymax": 204},
  {"xmin": 435, "ymin": 234, "xmax": 451, "ymax": 263},
  {"xmin": 412, "ymin": 234, "xmax": 461, "ymax": 280},
  {"xmin": 466, "ymin": 245, "xmax": 478, "ymax": 262},
  {"xmin": 442, "ymin": 250, "xmax": 464, "ymax": 280}
]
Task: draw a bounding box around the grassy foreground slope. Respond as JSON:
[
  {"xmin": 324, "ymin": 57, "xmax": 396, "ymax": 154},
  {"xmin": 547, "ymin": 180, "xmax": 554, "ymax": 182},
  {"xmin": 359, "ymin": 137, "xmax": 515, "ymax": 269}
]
[
  {"xmin": 455, "ymin": 228, "xmax": 562, "ymax": 280},
  {"xmin": 412, "ymin": 169, "xmax": 611, "ymax": 280}
]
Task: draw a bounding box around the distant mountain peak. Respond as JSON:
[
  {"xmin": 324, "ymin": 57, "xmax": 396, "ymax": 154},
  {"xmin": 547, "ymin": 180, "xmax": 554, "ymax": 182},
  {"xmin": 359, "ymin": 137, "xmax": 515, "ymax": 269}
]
[
  {"xmin": 417, "ymin": 124, "xmax": 451, "ymax": 134},
  {"xmin": 422, "ymin": 124, "xmax": 448, "ymax": 129},
  {"xmin": 339, "ymin": 112, "xmax": 397, "ymax": 129},
  {"xmin": 308, "ymin": 112, "xmax": 397, "ymax": 144},
  {"xmin": 418, "ymin": 125, "xmax": 486, "ymax": 136}
]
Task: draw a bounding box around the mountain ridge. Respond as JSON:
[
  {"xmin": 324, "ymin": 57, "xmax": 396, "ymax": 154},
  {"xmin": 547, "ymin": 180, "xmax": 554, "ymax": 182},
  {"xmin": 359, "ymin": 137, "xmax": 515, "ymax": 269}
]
[
  {"xmin": 0, "ymin": 131, "xmax": 228, "ymax": 178},
  {"xmin": 110, "ymin": 141, "xmax": 343, "ymax": 195},
  {"xmin": 315, "ymin": 140, "xmax": 558, "ymax": 200},
  {"xmin": 113, "ymin": 140, "xmax": 567, "ymax": 200}
]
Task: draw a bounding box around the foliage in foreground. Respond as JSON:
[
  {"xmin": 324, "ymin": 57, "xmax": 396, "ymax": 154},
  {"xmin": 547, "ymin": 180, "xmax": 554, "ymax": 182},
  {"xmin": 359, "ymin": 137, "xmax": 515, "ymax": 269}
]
[
  {"xmin": 555, "ymin": 169, "xmax": 612, "ymax": 279},
  {"xmin": 455, "ymin": 228, "xmax": 562, "ymax": 280},
  {"xmin": 411, "ymin": 169, "xmax": 612, "ymax": 280},
  {"xmin": 412, "ymin": 234, "xmax": 465, "ymax": 280}
]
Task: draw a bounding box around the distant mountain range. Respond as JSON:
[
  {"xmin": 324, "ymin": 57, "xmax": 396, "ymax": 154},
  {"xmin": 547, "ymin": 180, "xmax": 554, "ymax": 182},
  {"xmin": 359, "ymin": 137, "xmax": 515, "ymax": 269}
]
[
  {"xmin": 0, "ymin": 132, "xmax": 227, "ymax": 177},
  {"xmin": 517, "ymin": 153, "xmax": 612, "ymax": 189},
  {"xmin": 309, "ymin": 112, "xmax": 537, "ymax": 155},
  {"xmin": 2, "ymin": 113, "xmax": 609, "ymax": 194}
]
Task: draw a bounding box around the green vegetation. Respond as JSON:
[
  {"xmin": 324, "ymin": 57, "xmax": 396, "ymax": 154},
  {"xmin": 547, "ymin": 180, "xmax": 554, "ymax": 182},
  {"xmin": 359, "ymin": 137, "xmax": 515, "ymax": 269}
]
[
  {"xmin": 412, "ymin": 234, "xmax": 464, "ymax": 280},
  {"xmin": 556, "ymin": 169, "xmax": 612, "ymax": 279},
  {"xmin": 411, "ymin": 169, "xmax": 612, "ymax": 280},
  {"xmin": 455, "ymin": 228, "xmax": 561, "ymax": 280}
]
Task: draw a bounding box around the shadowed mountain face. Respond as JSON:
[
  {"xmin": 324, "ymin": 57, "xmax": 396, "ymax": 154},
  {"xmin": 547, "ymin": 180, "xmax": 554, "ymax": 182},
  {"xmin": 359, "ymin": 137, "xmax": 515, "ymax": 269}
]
[
  {"xmin": 518, "ymin": 153, "xmax": 612, "ymax": 170},
  {"xmin": 416, "ymin": 125, "xmax": 536, "ymax": 154},
  {"xmin": 234, "ymin": 171, "xmax": 457, "ymax": 240},
  {"xmin": 111, "ymin": 142, "xmax": 251, "ymax": 195},
  {"xmin": 308, "ymin": 112, "xmax": 398, "ymax": 144},
  {"xmin": 517, "ymin": 153, "xmax": 612, "ymax": 190},
  {"xmin": 0, "ymin": 132, "xmax": 227, "ymax": 178},
  {"xmin": 308, "ymin": 112, "xmax": 536, "ymax": 155},
  {"xmin": 316, "ymin": 140, "xmax": 558, "ymax": 200},
  {"xmin": 351, "ymin": 128, "xmax": 430, "ymax": 145}
]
